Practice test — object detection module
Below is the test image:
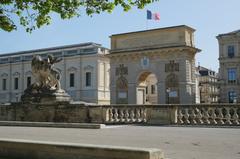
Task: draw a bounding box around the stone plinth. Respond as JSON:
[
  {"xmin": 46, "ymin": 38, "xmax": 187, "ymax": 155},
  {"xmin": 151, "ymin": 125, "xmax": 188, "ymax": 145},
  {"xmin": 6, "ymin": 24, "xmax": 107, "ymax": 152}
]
[{"xmin": 21, "ymin": 87, "xmax": 71, "ymax": 104}]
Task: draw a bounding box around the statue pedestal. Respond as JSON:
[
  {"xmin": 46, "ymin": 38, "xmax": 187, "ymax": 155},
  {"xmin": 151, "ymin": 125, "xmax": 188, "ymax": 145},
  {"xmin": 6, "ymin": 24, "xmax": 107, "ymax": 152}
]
[{"xmin": 21, "ymin": 87, "xmax": 71, "ymax": 104}]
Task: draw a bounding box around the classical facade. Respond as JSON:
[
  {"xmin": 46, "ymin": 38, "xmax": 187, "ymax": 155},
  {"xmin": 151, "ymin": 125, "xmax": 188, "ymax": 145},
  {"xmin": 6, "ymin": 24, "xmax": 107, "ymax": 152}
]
[
  {"xmin": 109, "ymin": 25, "xmax": 200, "ymax": 104},
  {"xmin": 0, "ymin": 43, "xmax": 110, "ymax": 104},
  {"xmin": 217, "ymin": 30, "xmax": 240, "ymax": 103},
  {"xmin": 196, "ymin": 66, "xmax": 219, "ymax": 103}
]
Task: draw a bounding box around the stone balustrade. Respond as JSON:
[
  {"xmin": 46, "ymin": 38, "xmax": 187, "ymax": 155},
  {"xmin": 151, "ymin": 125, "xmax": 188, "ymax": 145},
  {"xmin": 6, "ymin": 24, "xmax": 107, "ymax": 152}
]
[
  {"xmin": 175, "ymin": 104, "xmax": 240, "ymax": 126},
  {"xmin": 0, "ymin": 103, "xmax": 239, "ymax": 126},
  {"xmin": 103, "ymin": 105, "xmax": 147, "ymax": 123}
]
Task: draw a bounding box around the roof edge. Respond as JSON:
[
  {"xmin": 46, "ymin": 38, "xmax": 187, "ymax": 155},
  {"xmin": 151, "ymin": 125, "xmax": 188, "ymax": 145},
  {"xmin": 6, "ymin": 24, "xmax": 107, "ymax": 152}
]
[
  {"xmin": 0, "ymin": 42, "xmax": 107, "ymax": 58},
  {"xmin": 110, "ymin": 25, "xmax": 195, "ymax": 37}
]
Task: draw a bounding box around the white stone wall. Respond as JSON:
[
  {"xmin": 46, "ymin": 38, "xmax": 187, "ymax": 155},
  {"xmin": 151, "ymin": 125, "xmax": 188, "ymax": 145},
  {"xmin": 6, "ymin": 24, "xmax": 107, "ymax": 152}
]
[{"xmin": 0, "ymin": 43, "xmax": 110, "ymax": 104}]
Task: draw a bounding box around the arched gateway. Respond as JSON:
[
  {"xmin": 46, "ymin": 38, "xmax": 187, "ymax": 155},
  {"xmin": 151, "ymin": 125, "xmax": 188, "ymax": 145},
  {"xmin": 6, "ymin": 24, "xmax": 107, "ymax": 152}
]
[{"xmin": 108, "ymin": 25, "xmax": 201, "ymax": 104}]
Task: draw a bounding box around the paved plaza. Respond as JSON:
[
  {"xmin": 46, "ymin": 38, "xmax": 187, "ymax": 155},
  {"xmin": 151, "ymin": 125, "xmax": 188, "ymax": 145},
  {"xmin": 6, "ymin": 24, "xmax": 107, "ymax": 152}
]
[{"xmin": 0, "ymin": 125, "xmax": 239, "ymax": 159}]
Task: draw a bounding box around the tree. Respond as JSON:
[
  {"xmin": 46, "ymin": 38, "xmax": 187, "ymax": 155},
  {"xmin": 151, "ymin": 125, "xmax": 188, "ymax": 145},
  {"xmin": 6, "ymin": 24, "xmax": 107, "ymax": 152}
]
[{"xmin": 0, "ymin": 0, "xmax": 155, "ymax": 32}]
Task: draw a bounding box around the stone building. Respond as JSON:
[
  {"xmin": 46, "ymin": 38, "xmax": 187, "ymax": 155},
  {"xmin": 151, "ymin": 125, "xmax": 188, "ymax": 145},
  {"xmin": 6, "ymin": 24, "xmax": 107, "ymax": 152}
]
[
  {"xmin": 196, "ymin": 66, "xmax": 219, "ymax": 103},
  {"xmin": 217, "ymin": 30, "xmax": 240, "ymax": 103},
  {"xmin": 109, "ymin": 25, "xmax": 201, "ymax": 104},
  {"xmin": 0, "ymin": 42, "xmax": 110, "ymax": 104}
]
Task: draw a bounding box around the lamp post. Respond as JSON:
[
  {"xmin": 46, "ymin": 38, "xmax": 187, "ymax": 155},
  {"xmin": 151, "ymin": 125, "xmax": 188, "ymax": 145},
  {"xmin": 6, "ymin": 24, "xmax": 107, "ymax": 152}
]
[{"xmin": 166, "ymin": 88, "xmax": 170, "ymax": 104}]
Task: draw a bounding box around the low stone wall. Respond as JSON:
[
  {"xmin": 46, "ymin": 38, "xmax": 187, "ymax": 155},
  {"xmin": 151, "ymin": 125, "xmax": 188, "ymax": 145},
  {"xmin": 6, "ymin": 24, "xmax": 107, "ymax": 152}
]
[
  {"xmin": 0, "ymin": 103, "xmax": 89, "ymax": 123},
  {"xmin": 0, "ymin": 103, "xmax": 239, "ymax": 126},
  {"xmin": 0, "ymin": 139, "xmax": 164, "ymax": 159}
]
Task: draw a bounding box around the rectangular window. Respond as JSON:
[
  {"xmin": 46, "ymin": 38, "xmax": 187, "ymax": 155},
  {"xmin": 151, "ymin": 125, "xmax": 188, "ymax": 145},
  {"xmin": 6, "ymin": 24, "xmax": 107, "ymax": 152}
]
[
  {"xmin": 27, "ymin": 76, "xmax": 31, "ymax": 87},
  {"xmin": 2, "ymin": 79, "xmax": 6, "ymax": 90},
  {"xmin": 82, "ymin": 48, "xmax": 96, "ymax": 54},
  {"xmin": 52, "ymin": 52, "xmax": 62, "ymax": 57},
  {"xmin": 65, "ymin": 50, "xmax": 77, "ymax": 57},
  {"xmin": 228, "ymin": 68, "xmax": 237, "ymax": 83},
  {"xmin": 145, "ymin": 86, "xmax": 148, "ymax": 94},
  {"xmin": 11, "ymin": 56, "xmax": 21, "ymax": 62},
  {"xmin": 70, "ymin": 73, "xmax": 75, "ymax": 87},
  {"xmin": 86, "ymin": 72, "xmax": 91, "ymax": 87},
  {"xmin": 228, "ymin": 91, "xmax": 237, "ymax": 103},
  {"xmin": 24, "ymin": 55, "xmax": 33, "ymax": 61},
  {"xmin": 14, "ymin": 77, "xmax": 19, "ymax": 90},
  {"xmin": 151, "ymin": 85, "xmax": 156, "ymax": 94},
  {"xmin": 0, "ymin": 58, "xmax": 9, "ymax": 64},
  {"xmin": 227, "ymin": 45, "xmax": 235, "ymax": 58}
]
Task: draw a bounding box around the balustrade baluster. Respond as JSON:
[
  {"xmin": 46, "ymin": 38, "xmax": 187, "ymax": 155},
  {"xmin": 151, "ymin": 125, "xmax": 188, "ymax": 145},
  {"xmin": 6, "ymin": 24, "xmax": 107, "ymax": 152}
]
[
  {"xmin": 125, "ymin": 109, "xmax": 130, "ymax": 122},
  {"xmin": 232, "ymin": 108, "xmax": 239, "ymax": 125},
  {"xmin": 119, "ymin": 109, "xmax": 125, "ymax": 122},
  {"xmin": 203, "ymin": 108, "xmax": 210, "ymax": 124},
  {"xmin": 129, "ymin": 109, "xmax": 135, "ymax": 122},
  {"xmin": 196, "ymin": 108, "xmax": 204, "ymax": 124},
  {"xmin": 141, "ymin": 108, "xmax": 147, "ymax": 122},
  {"xmin": 210, "ymin": 108, "xmax": 217, "ymax": 125},
  {"xmin": 177, "ymin": 109, "xmax": 184, "ymax": 124},
  {"xmin": 225, "ymin": 107, "xmax": 232, "ymax": 125},
  {"xmin": 183, "ymin": 108, "xmax": 190, "ymax": 124},
  {"xmin": 190, "ymin": 108, "xmax": 197, "ymax": 124},
  {"xmin": 136, "ymin": 108, "xmax": 141, "ymax": 122},
  {"xmin": 113, "ymin": 108, "xmax": 119, "ymax": 122},
  {"xmin": 217, "ymin": 108, "xmax": 224, "ymax": 125}
]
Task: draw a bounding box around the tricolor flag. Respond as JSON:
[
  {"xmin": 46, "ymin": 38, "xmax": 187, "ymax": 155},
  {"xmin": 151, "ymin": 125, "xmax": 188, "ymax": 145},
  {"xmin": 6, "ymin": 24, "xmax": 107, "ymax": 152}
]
[{"xmin": 147, "ymin": 10, "xmax": 160, "ymax": 20}]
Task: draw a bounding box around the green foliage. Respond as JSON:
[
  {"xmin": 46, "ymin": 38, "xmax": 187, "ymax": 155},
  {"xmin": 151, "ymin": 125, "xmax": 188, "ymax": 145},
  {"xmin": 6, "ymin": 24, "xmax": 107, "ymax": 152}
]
[{"xmin": 0, "ymin": 0, "xmax": 157, "ymax": 33}]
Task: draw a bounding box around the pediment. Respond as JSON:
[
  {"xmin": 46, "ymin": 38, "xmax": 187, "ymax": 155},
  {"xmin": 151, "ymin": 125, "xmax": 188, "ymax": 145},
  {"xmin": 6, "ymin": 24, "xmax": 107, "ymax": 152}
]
[
  {"xmin": 1, "ymin": 73, "xmax": 8, "ymax": 77},
  {"xmin": 67, "ymin": 67, "xmax": 77, "ymax": 72},
  {"xmin": 84, "ymin": 65, "xmax": 94, "ymax": 70},
  {"xmin": 25, "ymin": 71, "xmax": 32, "ymax": 76},
  {"xmin": 13, "ymin": 72, "xmax": 20, "ymax": 76}
]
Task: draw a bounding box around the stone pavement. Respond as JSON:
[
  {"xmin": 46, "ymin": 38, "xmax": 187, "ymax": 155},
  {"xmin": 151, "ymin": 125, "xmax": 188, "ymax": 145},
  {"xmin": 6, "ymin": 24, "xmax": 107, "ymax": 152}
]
[{"xmin": 0, "ymin": 125, "xmax": 239, "ymax": 159}]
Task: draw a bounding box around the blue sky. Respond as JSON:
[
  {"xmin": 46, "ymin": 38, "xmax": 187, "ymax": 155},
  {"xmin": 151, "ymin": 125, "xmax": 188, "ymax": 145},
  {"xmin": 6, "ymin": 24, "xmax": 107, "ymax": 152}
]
[{"xmin": 0, "ymin": 0, "xmax": 240, "ymax": 71}]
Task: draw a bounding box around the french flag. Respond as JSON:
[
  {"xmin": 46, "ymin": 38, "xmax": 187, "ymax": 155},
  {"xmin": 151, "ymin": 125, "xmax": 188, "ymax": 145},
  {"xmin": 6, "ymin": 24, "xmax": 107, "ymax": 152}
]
[{"xmin": 147, "ymin": 10, "xmax": 160, "ymax": 20}]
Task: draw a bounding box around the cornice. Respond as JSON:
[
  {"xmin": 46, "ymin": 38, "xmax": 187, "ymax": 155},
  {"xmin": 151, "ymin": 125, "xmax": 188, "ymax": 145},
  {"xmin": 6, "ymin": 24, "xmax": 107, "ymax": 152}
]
[{"xmin": 107, "ymin": 46, "xmax": 200, "ymax": 60}]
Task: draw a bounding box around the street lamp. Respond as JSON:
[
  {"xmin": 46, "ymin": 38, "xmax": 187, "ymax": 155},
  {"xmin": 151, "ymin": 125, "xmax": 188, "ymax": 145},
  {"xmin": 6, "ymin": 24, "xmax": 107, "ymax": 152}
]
[{"xmin": 166, "ymin": 88, "xmax": 170, "ymax": 104}]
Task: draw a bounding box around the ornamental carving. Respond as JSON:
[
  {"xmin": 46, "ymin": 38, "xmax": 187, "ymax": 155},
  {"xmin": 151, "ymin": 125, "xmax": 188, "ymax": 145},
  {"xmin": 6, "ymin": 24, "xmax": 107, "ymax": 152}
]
[
  {"xmin": 116, "ymin": 76, "xmax": 128, "ymax": 90},
  {"xmin": 166, "ymin": 73, "xmax": 179, "ymax": 87},
  {"xmin": 165, "ymin": 60, "xmax": 179, "ymax": 72},
  {"xmin": 84, "ymin": 65, "xmax": 94, "ymax": 70},
  {"xmin": 1, "ymin": 73, "xmax": 8, "ymax": 77},
  {"xmin": 116, "ymin": 64, "xmax": 128, "ymax": 76}
]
